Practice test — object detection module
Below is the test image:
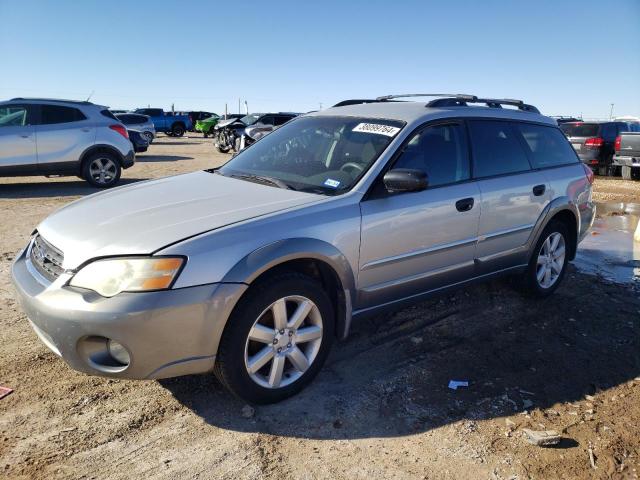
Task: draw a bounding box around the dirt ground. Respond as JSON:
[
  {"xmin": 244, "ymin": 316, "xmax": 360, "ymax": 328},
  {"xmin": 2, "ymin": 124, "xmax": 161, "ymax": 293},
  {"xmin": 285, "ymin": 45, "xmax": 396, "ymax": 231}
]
[{"xmin": 1, "ymin": 134, "xmax": 639, "ymax": 480}]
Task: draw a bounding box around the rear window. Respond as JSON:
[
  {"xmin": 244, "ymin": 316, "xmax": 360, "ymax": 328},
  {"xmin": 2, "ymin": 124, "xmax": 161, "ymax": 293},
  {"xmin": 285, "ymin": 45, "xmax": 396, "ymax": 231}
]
[
  {"xmin": 516, "ymin": 123, "xmax": 578, "ymax": 168},
  {"xmin": 468, "ymin": 120, "xmax": 531, "ymax": 178},
  {"xmin": 101, "ymin": 109, "xmax": 119, "ymax": 121},
  {"xmin": 559, "ymin": 123, "xmax": 600, "ymax": 137}
]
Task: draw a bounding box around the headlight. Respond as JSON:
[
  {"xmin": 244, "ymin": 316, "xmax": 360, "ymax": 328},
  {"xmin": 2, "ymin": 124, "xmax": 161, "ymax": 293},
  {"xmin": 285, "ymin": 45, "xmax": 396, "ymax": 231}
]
[{"xmin": 70, "ymin": 257, "xmax": 184, "ymax": 297}]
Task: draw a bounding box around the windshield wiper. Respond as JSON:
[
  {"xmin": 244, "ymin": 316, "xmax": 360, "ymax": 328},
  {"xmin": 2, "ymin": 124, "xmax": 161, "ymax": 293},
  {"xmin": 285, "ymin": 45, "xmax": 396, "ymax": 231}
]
[{"xmin": 226, "ymin": 172, "xmax": 295, "ymax": 190}]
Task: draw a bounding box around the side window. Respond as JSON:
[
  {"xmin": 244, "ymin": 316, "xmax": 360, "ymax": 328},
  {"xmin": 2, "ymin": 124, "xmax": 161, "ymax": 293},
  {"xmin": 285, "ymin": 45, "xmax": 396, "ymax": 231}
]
[
  {"xmin": 134, "ymin": 115, "xmax": 147, "ymax": 123},
  {"xmin": 468, "ymin": 120, "xmax": 531, "ymax": 178},
  {"xmin": 393, "ymin": 123, "xmax": 470, "ymax": 187},
  {"xmin": 516, "ymin": 123, "xmax": 578, "ymax": 168},
  {"xmin": 259, "ymin": 116, "xmax": 275, "ymax": 126},
  {"xmin": 148, "ymin": 109, "xmax": 163, "ymax": 117},
  {"xmin": 39, "ymin": 105, "xmax": 86, "ymax": 125},
  {"xmin": 0, "ymin": 105, "xmax": 29, "ymax": 127}
]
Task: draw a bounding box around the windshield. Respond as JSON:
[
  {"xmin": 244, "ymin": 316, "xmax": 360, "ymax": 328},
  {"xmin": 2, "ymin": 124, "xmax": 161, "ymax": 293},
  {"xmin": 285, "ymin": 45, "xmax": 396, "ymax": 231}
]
[
  {"xmin": 218, "ymin": 116, "xmax": 405, "ymax": 194},
  {"xmin": 559, "ymin": 123, "xmax": 600, "ymax": 137},
  {"xmin": 240, "ymin": 114, "xmax": 261, "ymax": 126}
]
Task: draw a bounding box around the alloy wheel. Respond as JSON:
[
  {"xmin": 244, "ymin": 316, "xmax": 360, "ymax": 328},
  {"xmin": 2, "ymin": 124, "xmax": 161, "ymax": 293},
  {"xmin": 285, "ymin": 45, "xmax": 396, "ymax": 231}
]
[
  {"xmin": 536, "ymin": 232, "xmax": 566, "ymax": 288},
  {"xmin": 89, "ymin": 157, "xmax": 117, "ymax": 185},
  {"xmin": 244, "ymin": 295, "xmax": 323, "ymax": 389}
]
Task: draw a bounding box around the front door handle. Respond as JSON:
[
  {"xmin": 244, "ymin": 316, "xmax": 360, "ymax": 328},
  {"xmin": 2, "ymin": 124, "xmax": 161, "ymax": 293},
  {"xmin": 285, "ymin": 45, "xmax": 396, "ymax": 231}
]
[
  {"xmin": 533, "ymin": 184, "xmax": 546, "ymax": 196},
  {"xmin": 455, "ymin": 197, "xmax": 474, "ymax": 212}
]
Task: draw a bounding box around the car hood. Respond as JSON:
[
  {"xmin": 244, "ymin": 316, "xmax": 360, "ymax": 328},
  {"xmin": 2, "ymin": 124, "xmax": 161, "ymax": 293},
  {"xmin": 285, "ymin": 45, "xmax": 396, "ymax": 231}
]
[{"xmin": 37, "ymin": 171, "xmax": 323, "ymax": 269}]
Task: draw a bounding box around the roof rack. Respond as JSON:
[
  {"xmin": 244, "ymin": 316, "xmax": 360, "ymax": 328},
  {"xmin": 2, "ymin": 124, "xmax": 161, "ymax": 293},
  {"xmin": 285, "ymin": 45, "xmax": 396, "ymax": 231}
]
[
  {"xmin": 375, "ymin": 93, "xmax": 476, "ymax": 102},
  {"xmin": 332, "ymin": 99, "xmax": 381, "ymax": 107},
  {"xmin": 426, "ymin": 95, "xmax": 540, "ymax": 113},
  {"xmin": 9, "ymin": 97, "xmax": 94, "ymax": 105}
]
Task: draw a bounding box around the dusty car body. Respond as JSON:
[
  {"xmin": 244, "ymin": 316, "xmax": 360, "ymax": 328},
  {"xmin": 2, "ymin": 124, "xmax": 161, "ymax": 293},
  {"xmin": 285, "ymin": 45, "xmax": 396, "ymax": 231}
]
[{"xmin": 12, "ymin": 94, "xmax": 595, "ymax": 403}]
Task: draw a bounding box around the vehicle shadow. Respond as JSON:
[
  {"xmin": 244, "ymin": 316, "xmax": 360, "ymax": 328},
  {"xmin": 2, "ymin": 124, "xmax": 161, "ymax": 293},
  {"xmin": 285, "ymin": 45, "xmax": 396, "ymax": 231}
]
[
  {"xmin": 135, "ymin": 155, "xmax": 193, "ymax": 162},
  {"xmin": 0, "ymin": 178, "xmax": 148, "ymax": 199},
  {"xmin": 152, "ymin": 141, "xmax": 203, "ymax": 146},
  {"xmin": 161, "ymin": 269, "xmax": 640, "ymax": 440}
]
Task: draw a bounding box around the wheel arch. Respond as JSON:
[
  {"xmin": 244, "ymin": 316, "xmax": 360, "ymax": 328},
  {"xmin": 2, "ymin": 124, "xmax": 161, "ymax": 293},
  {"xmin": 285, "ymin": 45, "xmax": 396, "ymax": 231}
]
[
  {"xmin": 528, "ymin": 198, "xmax": 580, "ymax": 261},
  {"xmin": 221, "ymin": 238, "xmax": 356, "ymax": 340},
  {"xmin": 78, "ymin": 144, "xmax": 125, "ymax": 173}
]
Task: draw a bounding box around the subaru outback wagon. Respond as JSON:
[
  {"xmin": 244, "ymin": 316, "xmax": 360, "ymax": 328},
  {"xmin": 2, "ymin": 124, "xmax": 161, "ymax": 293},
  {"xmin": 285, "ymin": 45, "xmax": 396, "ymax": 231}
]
[{"xmin": 12, "ymin": 94, "xmax": 595, "ymax": 404}]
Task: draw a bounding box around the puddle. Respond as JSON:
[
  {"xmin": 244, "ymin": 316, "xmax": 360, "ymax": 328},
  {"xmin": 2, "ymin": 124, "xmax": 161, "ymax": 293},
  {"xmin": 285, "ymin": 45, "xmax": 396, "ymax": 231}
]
[{"xmin": 575, "ymin": 202, "xmax": 640, "ymax": 285}]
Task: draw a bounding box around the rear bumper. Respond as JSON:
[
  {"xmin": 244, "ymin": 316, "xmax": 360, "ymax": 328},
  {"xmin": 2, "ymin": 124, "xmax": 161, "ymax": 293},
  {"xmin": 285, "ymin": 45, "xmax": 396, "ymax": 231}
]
[
  {"xmin": 11, "ymin": 246, "xmax": 247, "ymax": 380},
  {"xmin": 613, "ymin": 155, "xmax": 640, "ymax": 167},
  {"xmin": 122, "ymin": 149, "xmax": 135, "ymax": 169}
]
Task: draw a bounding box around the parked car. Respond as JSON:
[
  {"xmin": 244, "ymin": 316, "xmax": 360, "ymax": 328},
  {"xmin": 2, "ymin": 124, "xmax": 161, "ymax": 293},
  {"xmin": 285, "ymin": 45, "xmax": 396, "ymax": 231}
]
[
  {"xmin": 614, "ymin": 131, "xmax": 640, "ymax": 180},
  {"xmin": 0, "ymin": 98, "xmax": 134, "ymax": 187},
  {"xmin": 214, "ymin": 112, "xmax": 298, "ymax": 153},
  {"xmin": 559, "ymin": 120, "xmax": 637, "ymax": 176},
  {"xmin": 128, "ymin": 129, "xmax": 149, "ymax": 153},
  {"xmin": 239, "ymin": 112, "xmax": 299, "ymax": 150},
  {"xmin": 132, "ymin": 108, "xmax": 192, "ymax": 137},
  {"xmin": 11, "ymin": 94, "xmax": 595, "ymax": 404},
  {"xmin": 116, "ymin": 113, "xmax": 156, "ymax": 143},
  {"xmin": 183, "ymin": 111, "xmax": 215, "ymax": 131},
  {"xmin": 195, "ymin": 114, "xmax": 221, "ymax": 137}
]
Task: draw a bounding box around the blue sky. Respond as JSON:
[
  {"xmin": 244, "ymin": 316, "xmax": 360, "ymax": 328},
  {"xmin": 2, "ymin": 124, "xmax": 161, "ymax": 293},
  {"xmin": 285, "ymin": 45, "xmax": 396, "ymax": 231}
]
[{"xmin": 1, "ymin": 0, "xmax": 639, "ymax": 118}]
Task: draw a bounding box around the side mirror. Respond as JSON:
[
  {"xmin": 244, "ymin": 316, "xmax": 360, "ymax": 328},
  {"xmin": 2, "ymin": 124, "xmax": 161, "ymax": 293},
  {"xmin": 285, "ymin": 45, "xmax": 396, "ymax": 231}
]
[{"xmin": 383, "ymin": 169, "xmax": 428, "ymax": 193}]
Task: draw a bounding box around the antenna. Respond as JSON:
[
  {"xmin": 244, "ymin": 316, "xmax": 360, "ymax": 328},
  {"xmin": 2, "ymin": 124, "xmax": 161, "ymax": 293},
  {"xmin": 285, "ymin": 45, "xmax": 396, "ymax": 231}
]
[{"xmin": 86, "ymin": 90, "xmax": 94, "ymax": 102}]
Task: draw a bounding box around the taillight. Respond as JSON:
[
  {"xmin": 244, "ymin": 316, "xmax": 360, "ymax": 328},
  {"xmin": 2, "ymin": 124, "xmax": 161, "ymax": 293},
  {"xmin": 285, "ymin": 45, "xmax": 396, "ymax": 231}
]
[
  {"xmin": 109, "ymin": 124, "xmax": 129, "ymax": 139},
  {"xmin": 614, "ymin": 135, "xmax": 621, "ymax": 152},
  {"xmin": 582, "ymin": 163, "xmax": 595, "ymax": 184},
  {"xmin": 584, "ymin": 137, "xmax": 604, "ymax": 149}
]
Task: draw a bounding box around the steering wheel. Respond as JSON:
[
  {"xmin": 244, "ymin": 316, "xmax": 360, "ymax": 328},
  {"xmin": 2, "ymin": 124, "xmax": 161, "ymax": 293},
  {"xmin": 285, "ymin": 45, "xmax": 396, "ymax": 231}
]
[{"xmin": 340, "ymin": 162, "xmax": 364, "ymax": 175}]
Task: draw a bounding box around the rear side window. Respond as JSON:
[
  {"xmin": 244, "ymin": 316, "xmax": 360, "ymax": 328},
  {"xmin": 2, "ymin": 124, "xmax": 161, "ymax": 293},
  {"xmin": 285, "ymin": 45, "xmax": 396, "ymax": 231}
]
[
  {"xmin": 39, "ymin": 105, "xmax": 86, "ymax": 125},
  {"xmin": 468, "ymin": 120, "xmax": 531, "ymax": 178},
  {"xmin": 0, "ymin": 105, "xmax": 29, "ymax": 127},
  {"xmin": 101, "ymin": 109, "xmax": 119, "ymax": 121},
  {"xmin": 394, "ymin": 123, "xmax": 470, "ymax": 187},
  {"xmin": 559, "ymin": 123, "xmax": 599, "ymax": 137},
  {"xmin": 274, "ymin": 115, "xmax": 293, "ymax": 126},
  {"xmin": 601, "ymin": 123, "xmax": 618, "ymax": 142},
  {"xmin": 516, "ymin": 123, "xmax": 578, "ymax": 168}
]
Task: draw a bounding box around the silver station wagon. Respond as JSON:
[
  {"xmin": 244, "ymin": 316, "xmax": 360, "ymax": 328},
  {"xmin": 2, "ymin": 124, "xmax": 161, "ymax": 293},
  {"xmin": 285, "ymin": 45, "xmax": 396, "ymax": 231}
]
[{"xmin": 12, "ymin": 94, "xmax": 595, "ymax": 404}]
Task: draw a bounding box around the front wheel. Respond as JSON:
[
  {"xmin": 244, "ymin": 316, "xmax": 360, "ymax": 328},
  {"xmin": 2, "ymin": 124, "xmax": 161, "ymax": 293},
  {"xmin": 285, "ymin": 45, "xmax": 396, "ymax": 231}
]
[
  {"xmin": 172, "ymin": 124, "xmax": 185, "ymax": 137},
  {"xmin": 522, "ymin": 221, "xmax": 569, "ymax": 297},
  {"xmin": 82, "ymin": 152, "xmax": 121, "ymax": 188},
  {"xmin": 214, "ymin": 273, "xmax": 334, "ymax": 404}
]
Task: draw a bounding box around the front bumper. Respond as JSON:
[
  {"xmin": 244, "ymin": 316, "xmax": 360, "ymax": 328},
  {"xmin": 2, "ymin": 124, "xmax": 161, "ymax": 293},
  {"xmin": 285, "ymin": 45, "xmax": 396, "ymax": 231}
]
[{"xmin": 11, "ymin": 247, "xmax": 247, "ymax": 380}]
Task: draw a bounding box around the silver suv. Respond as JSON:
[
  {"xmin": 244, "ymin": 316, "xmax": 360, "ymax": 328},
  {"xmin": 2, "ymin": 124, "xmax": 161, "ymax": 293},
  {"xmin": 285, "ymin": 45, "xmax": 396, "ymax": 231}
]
[
  {"xmin": 11, "ymin": 94, "xmax": 595, "ymax": 404},
  {"xmin": 0, "ymin": 98, "xmax": 135, "ymax": 187}
]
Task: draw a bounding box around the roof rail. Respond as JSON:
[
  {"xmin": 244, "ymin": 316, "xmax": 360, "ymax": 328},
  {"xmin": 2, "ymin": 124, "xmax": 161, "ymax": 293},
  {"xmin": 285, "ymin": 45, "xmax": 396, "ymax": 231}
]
[
  {"xmin": 375, "ymin": 93, "xmax": 476, "ymax": 101},
  {"xmin": 426, "ymin": 95, "xmax": 540, "ymax": 114},
  {"xmin": 332, "ymin": 99, "xmax": 381, "ymax": 107},
  {"xmin": 9, "ymin": 97, "xmax": 94, "ymax": 105}
]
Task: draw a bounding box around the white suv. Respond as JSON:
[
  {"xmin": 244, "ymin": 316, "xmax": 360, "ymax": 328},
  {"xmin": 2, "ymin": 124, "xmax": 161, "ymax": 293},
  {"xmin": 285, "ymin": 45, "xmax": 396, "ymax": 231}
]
[{"xmin": 0, "ymin": 98, "xmax": 135, "ymax": 187}]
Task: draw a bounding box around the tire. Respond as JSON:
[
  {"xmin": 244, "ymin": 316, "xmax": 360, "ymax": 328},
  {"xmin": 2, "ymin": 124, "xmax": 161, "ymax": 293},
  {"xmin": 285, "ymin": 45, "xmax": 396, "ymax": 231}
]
[
  {"xmin": 171, "ymin": 123, "xmax": 185, "ymax": 137},
  {"xmin": 143, "ymin": 131, "xmax": 154, "ymax": 144},
  {"xmin": 622, "ymin": 165, "xmax": 632, "ymax": 180},
  {"xmin": 203, "ymin": 131, "xmax": 208, "ymax": 138},
  {"xmin": 216, "ymin": 144, "xmax": 230, "ymax": 153},
  {"xmin": 522, "ymin": 220, "xmax": 569, "ymax": 298},
  {"xmin": 214, "ymin": 272, "xmax": 335, "ymax": 404},
  {"xmin": 82, "ymin": 152, "xmax": 121, "ymax": 188},
  {"xmin": 597, "ymin": 165, "xmax": 608, "ymax": 176}
]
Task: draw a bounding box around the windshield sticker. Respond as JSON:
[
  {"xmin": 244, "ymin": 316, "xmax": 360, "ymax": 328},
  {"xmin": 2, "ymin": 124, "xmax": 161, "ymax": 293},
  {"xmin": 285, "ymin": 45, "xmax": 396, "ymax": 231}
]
[
  {"xmin": 324, "ymin": 178, "xmax": 341, "ymax": 188},
  {"xmin": 352, "ymin": 123, "xmax": 401, "ymax": 137}
]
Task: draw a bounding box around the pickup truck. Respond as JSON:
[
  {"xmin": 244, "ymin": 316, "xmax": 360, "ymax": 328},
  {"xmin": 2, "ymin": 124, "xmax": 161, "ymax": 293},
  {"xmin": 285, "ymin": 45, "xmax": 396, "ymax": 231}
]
[
  {"xmin": 132, "ymin": 108, "xmax": 192, "ymax": 137},
  {"xmin": 614, "ymin": 131, "xmax": 640, "ymax": 180}
]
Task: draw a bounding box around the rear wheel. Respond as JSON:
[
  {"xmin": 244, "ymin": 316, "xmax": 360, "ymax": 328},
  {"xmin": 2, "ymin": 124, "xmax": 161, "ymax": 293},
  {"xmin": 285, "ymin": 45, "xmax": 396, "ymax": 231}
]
[
  {"xmin": 172, "ymin": 123, "xmax": 185, "ymax": 137},
  {"xmin": 522, "ymin": 220, "xmax": 569, "ymax": 298},
  {"xmin": 82, "ymin": 152, "xmax": 121, "ymax": 188},
  {"xmin": 214, "ymin": 273, "xmax": 334, "ymax": 404}
]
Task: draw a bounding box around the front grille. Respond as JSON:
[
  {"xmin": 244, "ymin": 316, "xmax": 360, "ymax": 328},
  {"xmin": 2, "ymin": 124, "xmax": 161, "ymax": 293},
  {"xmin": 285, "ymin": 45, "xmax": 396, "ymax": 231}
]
[{"xmin": 29, "ymin": 234, "xmax": 64, "ymax": 281}]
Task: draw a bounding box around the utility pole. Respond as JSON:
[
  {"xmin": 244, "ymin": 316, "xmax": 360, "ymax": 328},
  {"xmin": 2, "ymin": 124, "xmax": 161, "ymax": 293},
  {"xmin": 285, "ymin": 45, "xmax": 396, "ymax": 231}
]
[
  {"xmin": 225, "ymin": 103, "xmax": 228, "ymax": 118},
  {"xmin": 238, "ymin": 98, "xmax": 241, "ymax": 114},
  {"xmin": 609, "ymin": 103, "xmax": 614, "ymax": 120},
  {"xmin": 319, "ymin": 102, "xmax": 323, "ymax": 110},
  {"xmin": 244, "ymin": 100, "xmax": 248, "ymax": 114}
]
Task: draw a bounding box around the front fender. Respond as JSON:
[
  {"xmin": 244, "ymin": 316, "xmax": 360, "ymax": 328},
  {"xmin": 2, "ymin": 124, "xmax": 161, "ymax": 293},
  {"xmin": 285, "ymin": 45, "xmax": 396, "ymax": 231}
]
[{"xmin": 222, "ymin": 238, "xmax": 357, "ymax": 339}]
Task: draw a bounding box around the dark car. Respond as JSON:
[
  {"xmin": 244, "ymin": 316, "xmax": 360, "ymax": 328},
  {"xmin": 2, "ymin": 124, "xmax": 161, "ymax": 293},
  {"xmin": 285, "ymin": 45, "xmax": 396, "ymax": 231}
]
[
  {"xmin": 559, "ymin": 121, "xmax": 638, "ymax": 176},
  {"xmin": 128, "ymin": 129, "xmax": 149, "ymax": 153},
  {"xmin": 116, "ymin": 113, "xmax": 156, "ymax": 143}
]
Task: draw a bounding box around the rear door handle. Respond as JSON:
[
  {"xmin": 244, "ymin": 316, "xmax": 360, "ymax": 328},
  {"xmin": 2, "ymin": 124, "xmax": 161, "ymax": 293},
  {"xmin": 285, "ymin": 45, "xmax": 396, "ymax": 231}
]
[
  {"xmin": 455, "ymin": 197, "xmax": 474, "ymax": 212},
  {"xmin": 533, "ymin": 184, "xmax": 546, "ymax": 196}
]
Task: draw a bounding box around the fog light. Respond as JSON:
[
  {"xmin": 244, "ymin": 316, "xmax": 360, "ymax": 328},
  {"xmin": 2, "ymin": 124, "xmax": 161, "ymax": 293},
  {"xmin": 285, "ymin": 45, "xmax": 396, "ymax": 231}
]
[{"xmin": 107, "ymin": 340, "xmax": 130, "ymax": 365}]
